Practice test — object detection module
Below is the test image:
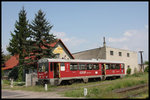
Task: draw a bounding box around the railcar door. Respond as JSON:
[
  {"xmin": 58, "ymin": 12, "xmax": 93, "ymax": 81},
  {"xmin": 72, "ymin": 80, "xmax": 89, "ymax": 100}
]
[
  {"xmin": 53, "ymin": 63, "xmax": 60, "ymax": 78},
  {"xmin": 101, "ymin": 64, "xmax": 106, "ymax": 75}
]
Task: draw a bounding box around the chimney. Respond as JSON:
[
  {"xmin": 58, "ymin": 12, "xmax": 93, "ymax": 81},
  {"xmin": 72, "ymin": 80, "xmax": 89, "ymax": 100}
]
[{"xmin": 103, "ymin": 37, "xmax": 106, "ymax": 47}]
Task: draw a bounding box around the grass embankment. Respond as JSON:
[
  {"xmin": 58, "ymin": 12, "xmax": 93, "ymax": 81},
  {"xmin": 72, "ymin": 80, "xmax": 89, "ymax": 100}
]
[
  {"xmin": 2, "ymin": 80, "xmax": 56, "ymax": 92},
  {"xmin": 64, "ymin": 72, "xmax": 149, "ymax": 98}
]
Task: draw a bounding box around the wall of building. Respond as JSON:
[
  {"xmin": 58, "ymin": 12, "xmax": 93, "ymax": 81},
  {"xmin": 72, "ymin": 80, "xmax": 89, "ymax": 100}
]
[
  {"xmin": 105, "ymin": 46, "xmax": 139, "ymax": 74},
  {"xmin": 97, "ymin": 47, "xmax": 106, "ymax": 59},
  {"xmin": 53, "ymin": 43, "xmax": 71, "ymax": 59}
]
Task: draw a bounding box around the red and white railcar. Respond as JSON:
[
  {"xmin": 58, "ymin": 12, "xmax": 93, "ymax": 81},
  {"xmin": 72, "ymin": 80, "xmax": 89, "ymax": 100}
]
[{"xmin": 37, "ymin": 58, "xmax": 125, "ymax": 85}]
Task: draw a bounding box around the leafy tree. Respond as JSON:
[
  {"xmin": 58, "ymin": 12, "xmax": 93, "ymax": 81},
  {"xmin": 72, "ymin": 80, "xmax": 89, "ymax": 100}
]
[
  {"xmin": 27, "ymin": 9, "xmax": 56, "ymax": 70},
  {"xmin": 3, "ymin": 54, "xmax": 11, "ymax": 61},
  {"xmin": 1, "ymin": 49, "xmax": 5, "ymax": 77},
  {"xmin": 7, "ymin": 7, "xmax": 30, "ymax": 81},
  {"xmin": 144, "ymin": 61, "xmax": 149, "ymax": 65}
]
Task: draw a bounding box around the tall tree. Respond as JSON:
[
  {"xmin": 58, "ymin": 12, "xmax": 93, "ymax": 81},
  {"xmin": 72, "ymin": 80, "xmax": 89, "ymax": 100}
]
[
  {"xmin": 28, "ymin": 9, "xmax": 56, "ymax": 70},
  {"xmin": 1, "ymin": 49, "xmax": 5, "ymax": 67},
  {"xmin": 7, "ymin": 7, "xmax": 30, "ymax": 81}
]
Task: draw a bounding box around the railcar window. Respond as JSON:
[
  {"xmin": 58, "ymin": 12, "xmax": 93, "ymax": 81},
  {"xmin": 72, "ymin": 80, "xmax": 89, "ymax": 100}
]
[
  {"xmin": 60, "ymin": 63, "xmax": 65, "ymax": 71},
  {"xmin": 116, "ymin": 64, "xmax": 120, "ymax": 69},
  {"xmin": 61, "ymin": 63, "xmax": 65, "ymax": 66},
  {"xmin": 93, "ymin": 64, "xmax": 99, "ymax": 70},
  {"xmin": 121, "ymin": 64, "xmax": 125, "ymax": 69},
  {"xmin": 38, "ymin": 62, "xmax": 49, "ymax": 72},
  {"xmin": 50, "ymin": 63, "xmax": 53, "ymax": 71},
  {"xmin": 79, "ymin": 63, "xmax": 87, "ymax": 70},
  {"xmin": 111, "ymin": 64, "xmax": 116, "ymax": 69},
  {"xmin": 45, "ymin": 63, "xmax": 49, "ymax": 71},
  {"xmin": 70, "ymin": 63, "xmax": 78, "ymax": 71},
  {"xmin": 87, "ymin": 64, "xmax": 93, "ymax": 70},
  {"xmin": 106, "ymin": 64, "xmax": 110, "ymax": 70}
]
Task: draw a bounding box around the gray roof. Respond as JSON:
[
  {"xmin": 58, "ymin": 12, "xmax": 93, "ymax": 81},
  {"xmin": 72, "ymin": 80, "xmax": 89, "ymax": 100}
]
[{"xmin": 72, "ymin": 47, "xmax": 102, "ymax": 60}]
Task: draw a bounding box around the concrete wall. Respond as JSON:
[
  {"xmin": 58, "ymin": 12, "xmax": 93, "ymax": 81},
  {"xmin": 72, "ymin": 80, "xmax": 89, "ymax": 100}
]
[
  {"xmin": 105, "ymin": 46, "xmax": 139, "ymax": 74},
  {"xmin": 72, "ymin": 48, "xmax": 100, "ymax": 60},
  {"xmin": 97, "ymin": 47, "xmax": 106, "ymax": 59},
  {"xmin": 26, "ymin": 73, "xmax": 38, "ymax": 86}
]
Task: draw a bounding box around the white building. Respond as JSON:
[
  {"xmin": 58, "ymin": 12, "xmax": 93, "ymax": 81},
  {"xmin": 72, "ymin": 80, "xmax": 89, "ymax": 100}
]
[{"xmin": 73, "ymin": 37, "xmax": 139, "ymax": 74}]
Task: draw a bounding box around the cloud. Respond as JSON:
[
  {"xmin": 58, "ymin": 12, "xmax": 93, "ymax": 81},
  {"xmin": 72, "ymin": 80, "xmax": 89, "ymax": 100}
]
[
  {"xmin": 51, "ymin": 31, "xmax": 87, "ymax": 52},
  {"xmin": 107, "ymin": 25, "xmax": 148, "ymax": 63},
  {"xmin": 108, "ymin": 37, "xmax": 128, "ymax": 42},
  {"xmin": 145, "ymin": 25, "xmax": 148, "ymax": 29}
]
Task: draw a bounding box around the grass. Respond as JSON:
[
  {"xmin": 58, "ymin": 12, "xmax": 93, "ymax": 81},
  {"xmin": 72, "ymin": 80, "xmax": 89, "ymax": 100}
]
[
  {"xmin": 2, "ymin": 72, "xmax": 149, "ymax": 98},
  {"xmin": 64, "ymin": 72, "xmax": 149, "ymax": 98},
  {"xmin": 2, "ymin": 80, "xmax": 56, "ymax": 92}
]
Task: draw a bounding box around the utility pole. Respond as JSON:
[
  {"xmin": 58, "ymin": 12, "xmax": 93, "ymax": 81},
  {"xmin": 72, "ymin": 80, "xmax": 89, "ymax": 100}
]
[
  {"xmin": 103, "ymin": 37, "xmax": 106, "ymax": 47},
  {"xmin": 139, "ymin": 51, "xmax": 144, "ymax": 72}
]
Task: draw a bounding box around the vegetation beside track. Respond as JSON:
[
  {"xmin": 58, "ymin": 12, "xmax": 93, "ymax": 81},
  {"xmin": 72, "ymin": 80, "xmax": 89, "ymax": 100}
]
[
  {"xmin": 2, "ymin": 72, "xmax": 149, "ymax": 98},
  {"xmin": 64, "ymin": 72, "xmax": 149, "ymax": 98}
]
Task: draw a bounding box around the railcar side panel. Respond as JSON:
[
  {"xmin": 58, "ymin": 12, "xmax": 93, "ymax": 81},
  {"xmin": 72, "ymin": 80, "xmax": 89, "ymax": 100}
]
[{"xmin": 60, "ymin": 63, "xmax": 102, "ymax": 78}]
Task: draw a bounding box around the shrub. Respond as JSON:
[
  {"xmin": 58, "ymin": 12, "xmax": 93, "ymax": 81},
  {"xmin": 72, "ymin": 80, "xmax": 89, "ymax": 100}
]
[
  {"xmin": 8, "ymin": 66, "xmax": 19, "ymax": 80},
  {"xmin": 144, "ymin": 66, "xmax": 149, "ymax": 72},
  {"xmin": 127, "ymin": 67, "xmax": 131, "ymax": 75}
]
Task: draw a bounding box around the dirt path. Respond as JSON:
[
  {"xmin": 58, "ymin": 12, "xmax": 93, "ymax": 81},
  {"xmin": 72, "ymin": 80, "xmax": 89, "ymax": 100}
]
[{"xmin": 2, "ymin": 89, "xmax": 73, "ymax": 98}]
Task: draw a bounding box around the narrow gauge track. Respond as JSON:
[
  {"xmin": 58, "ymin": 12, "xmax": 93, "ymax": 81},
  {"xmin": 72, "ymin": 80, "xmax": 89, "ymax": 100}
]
[
  {"xmin": 113, "ymin": 83, "xmax": 148, "ymax": 93},
  {"xmin": 113, "ymin": 83, "xmax": 148, "ymax": 98},
  {"xmin": 125, "ymin": 89, "xmax": 148, "ymax": 98}
]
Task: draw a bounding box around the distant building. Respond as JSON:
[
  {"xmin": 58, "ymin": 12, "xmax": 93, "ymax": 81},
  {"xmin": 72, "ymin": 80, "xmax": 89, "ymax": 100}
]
[{"xmin": 73, "ymin": 37, "xmax": 139, "ymax": 74}]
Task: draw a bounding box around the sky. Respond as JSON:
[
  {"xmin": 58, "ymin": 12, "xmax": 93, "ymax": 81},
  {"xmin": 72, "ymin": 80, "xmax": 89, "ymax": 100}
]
[{"xmin": 2, "ymin": 1, "xmax": 149, "ymax": 63}]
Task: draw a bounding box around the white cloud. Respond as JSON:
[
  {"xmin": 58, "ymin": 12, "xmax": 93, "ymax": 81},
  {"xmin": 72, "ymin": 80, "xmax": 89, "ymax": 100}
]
[
  {"xmin": 107, "ymin": 25, "xmax": 148, "ymax": 63},
  {"xmin": 51, "ymin": 31, "xmax": 87, "ymax": 52},
  {"xmin": 108, "ymin": 37, "xmax": 128, "ymax": 42},
  {"xmin": 145, "ymin": 25, "xmax": 148, "ymax": 29},
  {"xmin": 124, "ymin": 31, "xmax": 132, "ymax": 37}
]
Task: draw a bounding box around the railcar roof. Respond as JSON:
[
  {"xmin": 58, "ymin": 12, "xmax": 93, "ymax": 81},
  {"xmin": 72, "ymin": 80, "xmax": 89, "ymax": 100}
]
[{"xmin": 38, "ymin": 58, "xmax": 124, "ymax": 64}]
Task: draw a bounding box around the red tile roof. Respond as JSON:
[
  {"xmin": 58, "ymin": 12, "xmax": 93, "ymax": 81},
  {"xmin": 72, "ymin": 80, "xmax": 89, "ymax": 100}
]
[
  {"xmin": 2, "ymin": 55, "xmax": 19, "ymax": 70},
  {"xmin": 2, "ymin": 39, "xmax": 74, "ymax": 70}
]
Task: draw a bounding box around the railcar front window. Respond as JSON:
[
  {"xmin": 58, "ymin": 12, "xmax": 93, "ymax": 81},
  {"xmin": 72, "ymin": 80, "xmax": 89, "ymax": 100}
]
[
  {"xmin": 121, "ymin": 64, "xmax": 125, "ymax": 69},
  {"xmin": 38, "ymin": 62, "xmax": 49, "ymax": 72}
]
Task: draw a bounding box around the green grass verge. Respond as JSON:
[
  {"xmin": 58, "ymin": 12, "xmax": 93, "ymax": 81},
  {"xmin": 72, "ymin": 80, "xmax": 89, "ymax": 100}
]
[
  {"xmin": 2, "ymin": 82, "xmax": 56, "ymax": 92},
  {"xmin": 64, "ymin": 72, "xmax": 149, "ymax": 98}
]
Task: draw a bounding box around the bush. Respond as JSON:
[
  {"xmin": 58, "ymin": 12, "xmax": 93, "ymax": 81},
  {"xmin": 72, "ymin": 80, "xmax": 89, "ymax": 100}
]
[
  {"xmin": 144, "ymin": 66, "xmax": 149, "ymax": 72},
  {"xmin": 127, "ymin": 67, "xmax": 131, "ymax": 75},
  {"xmin": 8, "ymin": 66, "xmax": 19, "ymax": 80}
]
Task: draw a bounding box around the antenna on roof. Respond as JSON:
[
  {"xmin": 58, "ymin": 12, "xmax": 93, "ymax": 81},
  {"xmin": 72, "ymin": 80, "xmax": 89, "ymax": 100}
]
[{"xmin": 103, "ymin": 37, "xmax": 106, "ymax": 47}]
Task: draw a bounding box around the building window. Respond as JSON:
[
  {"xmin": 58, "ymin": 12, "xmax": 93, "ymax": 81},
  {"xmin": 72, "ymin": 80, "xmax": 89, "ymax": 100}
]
[
  {"xmin": 110, "ymin": 51, "xmax": 113, "ymax": 55},
  {"xmin": 119, "ymin": 52, "xmax": 122, "ymax": 56},
  {"xmin": 127, "ymin": 53, "xmax": 130, "ymax": 57}
]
